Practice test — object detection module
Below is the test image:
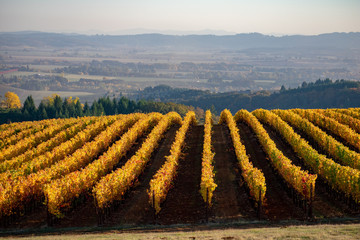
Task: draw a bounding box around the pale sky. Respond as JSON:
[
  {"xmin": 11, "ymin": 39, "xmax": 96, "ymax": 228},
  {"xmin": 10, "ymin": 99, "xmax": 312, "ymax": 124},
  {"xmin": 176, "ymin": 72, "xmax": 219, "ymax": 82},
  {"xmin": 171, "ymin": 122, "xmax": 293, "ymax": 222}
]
[{"xmin": 0, "ymin": 0, "xmax": 359, "ymax": 35}]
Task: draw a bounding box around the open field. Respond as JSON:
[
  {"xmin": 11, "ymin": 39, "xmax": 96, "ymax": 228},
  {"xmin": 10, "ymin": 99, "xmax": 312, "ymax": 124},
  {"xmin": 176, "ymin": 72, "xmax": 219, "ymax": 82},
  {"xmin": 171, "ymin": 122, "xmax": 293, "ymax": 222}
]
[
  {"xmin": 2, "ymin": 71, "xmax": 120, "ymax": 82},
  {"xmin": 0, "ymin": 84, "xmax": 95, "ymax": 105},
  {"xmin": 2, "ymin": 34, "xmax": 360, "ymax": 93},
  {"xmin": 28, "ymin": 65, "xmax": 68, "ymax": 72},
  {"xmin": 0, "ymin": 109, "xmax": 359, "ymax": 238},
  {"xmin": 2, "ymin": 69, "xmax": 205, "ymax": 84}
]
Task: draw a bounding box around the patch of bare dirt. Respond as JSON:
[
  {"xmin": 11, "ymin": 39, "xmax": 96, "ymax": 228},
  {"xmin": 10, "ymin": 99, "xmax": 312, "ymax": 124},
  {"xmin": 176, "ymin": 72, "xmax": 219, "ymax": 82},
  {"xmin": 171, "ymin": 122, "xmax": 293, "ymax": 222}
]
[{"xmin": 236, "ymin": 122, "xmax": 306, "ymax": 221}]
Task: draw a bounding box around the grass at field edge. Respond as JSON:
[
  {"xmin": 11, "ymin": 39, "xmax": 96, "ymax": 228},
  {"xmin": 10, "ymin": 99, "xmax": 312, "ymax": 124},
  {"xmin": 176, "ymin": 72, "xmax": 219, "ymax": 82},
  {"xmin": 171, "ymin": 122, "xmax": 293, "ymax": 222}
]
[{"xmin": 1, "ymin": 217, "xmax": 359, "ymax": 239}]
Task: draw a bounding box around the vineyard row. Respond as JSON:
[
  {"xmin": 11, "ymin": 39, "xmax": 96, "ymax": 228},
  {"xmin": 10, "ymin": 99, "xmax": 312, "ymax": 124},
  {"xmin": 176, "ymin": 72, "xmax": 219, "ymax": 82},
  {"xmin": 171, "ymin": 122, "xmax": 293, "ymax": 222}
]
[{"xmin": 0, "ymin": 108, "xmax": 359, "ymax": 222}]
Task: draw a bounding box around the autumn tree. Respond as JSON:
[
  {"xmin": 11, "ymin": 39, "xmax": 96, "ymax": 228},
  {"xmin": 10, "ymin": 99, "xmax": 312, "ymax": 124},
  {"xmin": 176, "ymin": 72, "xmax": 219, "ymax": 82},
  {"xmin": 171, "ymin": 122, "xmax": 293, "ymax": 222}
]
[
  {"xmin": 4, "ymin": 92, "xmax": 21, "ymax": 109},
  {"xmin": 42, "ymin": 94, "xmax": 59, "ymax": 106}
]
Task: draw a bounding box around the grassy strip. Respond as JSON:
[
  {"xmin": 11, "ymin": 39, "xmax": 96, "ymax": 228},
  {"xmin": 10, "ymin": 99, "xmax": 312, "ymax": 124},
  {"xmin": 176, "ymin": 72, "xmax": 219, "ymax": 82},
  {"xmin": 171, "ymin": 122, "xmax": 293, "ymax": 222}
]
[{"xmin": 2, "ymin": 223, "xmax": 359, "ymax": 239}]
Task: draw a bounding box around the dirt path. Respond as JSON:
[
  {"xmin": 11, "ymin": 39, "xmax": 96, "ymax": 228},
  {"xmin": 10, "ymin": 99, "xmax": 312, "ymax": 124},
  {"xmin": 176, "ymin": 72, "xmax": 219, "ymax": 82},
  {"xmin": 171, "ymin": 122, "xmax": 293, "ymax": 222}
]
[
  {"xmin": 211, "ymin": 124, "xmax": 257, "ymax": 222},
  {"xmin": 236, "ymin": 122, "xmax": 306, "ymax": 221},
  {"xmin": 105, "ymin": 125, "xmax": 180, "ymax": 225},
  {"xmin": 262, "ymin": 123, "xmax": 359, "ymax": 218},
  {"xmin": 156, "ymin": 125, "xmax": 206, "ymax": 225}
]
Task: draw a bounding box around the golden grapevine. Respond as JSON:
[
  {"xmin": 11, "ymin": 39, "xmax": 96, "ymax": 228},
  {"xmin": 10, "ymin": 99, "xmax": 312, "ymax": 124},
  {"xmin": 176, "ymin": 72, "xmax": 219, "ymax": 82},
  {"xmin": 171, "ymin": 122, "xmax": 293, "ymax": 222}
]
[
  {"xmin": 93, "ymin": 112, "xmax": 182, "ymax": 209},
  {"xmin": 235, "ymin": 109, "xmax": 316, "ymax": 200},
  {"xmin": 200, "ymin": 110, "xmax": 217, "ymax": 206},
  {"xmin": 148, "ymin": 111, "xmax": 196, "ymax": 214},
  {"xmin": 253, "ymin": 109, "xmax": 360, "ymax": 204},
  {"xmin": 219, "ymin": 109, "xmax": 266, "ymax": 205}
]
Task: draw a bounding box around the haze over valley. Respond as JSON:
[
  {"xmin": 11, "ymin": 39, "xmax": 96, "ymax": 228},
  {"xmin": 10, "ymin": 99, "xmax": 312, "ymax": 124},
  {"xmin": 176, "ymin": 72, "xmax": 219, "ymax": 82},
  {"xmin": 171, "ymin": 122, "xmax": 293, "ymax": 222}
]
[
  {"xmin": 0, "ymin": 0, "xmax": 359, "ymax": 111},
  {"xmin": 1, "ymin": 31, "xmax": 359, "ymax": 105}
]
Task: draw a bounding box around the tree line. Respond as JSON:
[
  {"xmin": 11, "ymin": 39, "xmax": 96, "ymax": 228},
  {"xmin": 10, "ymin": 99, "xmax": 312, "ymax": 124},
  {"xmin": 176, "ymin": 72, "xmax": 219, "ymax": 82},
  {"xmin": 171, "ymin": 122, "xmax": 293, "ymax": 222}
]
[
  {"xmin": 184, "ymin": 79, "xmax": 360, "ymax": 113},
  {"xmin": 0, "ymin": 93, "xmax": 196, "ymax": 124},
  {"xmin": 134, "ymin": 79, "xmax": 360, "ymax": 113}
]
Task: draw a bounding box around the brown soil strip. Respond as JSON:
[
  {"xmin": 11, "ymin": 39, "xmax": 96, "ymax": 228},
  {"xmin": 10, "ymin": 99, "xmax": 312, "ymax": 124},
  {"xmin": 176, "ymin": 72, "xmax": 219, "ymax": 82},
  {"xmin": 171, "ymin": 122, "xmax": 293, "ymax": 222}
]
[
  {"xmin": 282, "ymin": 120, "xmax": 359, "ymax": 168},
  {"xmin": 2, "ymin": 122, "xmax": 359, "ymax": 232},
  {"xmin": 52, "ymin": 124, "xmax": 157, "ymax": 228},
  {"xmin": 211, "ymin": 124, "xmax": 257, "ymax": 222},
  {"xmin": 156, "ymin": 125, "xmax": 206, "ymax": 225},
  {"xmin": 296, "ymin": 118, "xmax": 360, "ymax": 154},
  {"xmin": 262, "ymin": 123, "xmax": 360, "ymax": 218},
  {"xmin": 1, "ymin": 123, "xmax": 154, "ymax": 229},
  {"xmin": 104, "ymin": 124, "xmax": 180, "ymax": 225},
  {"xmin": 236, "ymin": 121, "xmax": 306, "ymax": 221}
]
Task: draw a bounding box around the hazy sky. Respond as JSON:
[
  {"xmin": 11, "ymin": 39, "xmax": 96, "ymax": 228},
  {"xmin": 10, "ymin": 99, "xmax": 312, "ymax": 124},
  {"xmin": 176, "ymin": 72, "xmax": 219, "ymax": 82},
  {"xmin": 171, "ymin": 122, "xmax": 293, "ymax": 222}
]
[{"xmin": 0, "ymin": 0, "xmax": 359, "ymax": 35}]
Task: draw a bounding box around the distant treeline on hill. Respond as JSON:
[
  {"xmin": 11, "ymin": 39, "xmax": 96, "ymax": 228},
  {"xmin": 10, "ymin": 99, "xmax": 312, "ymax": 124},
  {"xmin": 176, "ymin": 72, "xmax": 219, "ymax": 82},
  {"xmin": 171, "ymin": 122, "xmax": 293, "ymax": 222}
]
[
  {"xmin": 135, "ymin": 79, "xmax": 360, "ymax": 113},
  {"xmin": 1, "ymin": 32, "xmax": 359, "ymax": 50},
  {"xmin": 1, "ymin": 79, "xmax": 359, "ymax": 124},
  {"xmin": 0, "ymin": 96, "xmax": 194, "ymax": 124}
]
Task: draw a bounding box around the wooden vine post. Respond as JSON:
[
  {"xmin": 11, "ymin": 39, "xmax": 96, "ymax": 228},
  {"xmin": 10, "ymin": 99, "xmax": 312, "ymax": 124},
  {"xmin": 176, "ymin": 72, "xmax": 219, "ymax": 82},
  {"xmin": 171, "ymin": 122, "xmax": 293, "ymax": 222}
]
[
  {"xmin": 205, "ymin": 187, "xmax": 209, "ymax": 223},
  {"xmin": 307, "ymin": 184, "xmax": 313, "ymax": 220},
  {"xmin": 257, "ymin": 188, "xmax": 262, "ymax": 220},
  {"xmin": 153, "ymin": 190, "xmax": 157, "ymax": 224}
]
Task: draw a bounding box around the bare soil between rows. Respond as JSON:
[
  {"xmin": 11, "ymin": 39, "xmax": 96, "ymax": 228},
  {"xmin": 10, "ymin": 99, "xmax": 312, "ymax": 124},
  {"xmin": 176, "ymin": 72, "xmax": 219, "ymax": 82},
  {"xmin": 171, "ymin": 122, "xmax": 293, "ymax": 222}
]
[
  {"xmin": 1, "ymin": 123, "xmax": 359, "ymax": 236},
  {"xmin": 259, "ymin": 122, "xmax": 359, "ymax": 218}
]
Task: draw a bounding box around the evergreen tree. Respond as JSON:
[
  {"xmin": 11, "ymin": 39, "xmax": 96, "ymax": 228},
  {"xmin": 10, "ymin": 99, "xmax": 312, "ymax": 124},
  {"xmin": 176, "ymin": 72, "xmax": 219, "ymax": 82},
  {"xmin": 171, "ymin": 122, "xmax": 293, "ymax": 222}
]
[
  {"xmin": 45, "ymin": 104, "xmax": 56, "ymax": 119},
  {"xmin": 75, "ymin": 100, "xmax": 83, "ymax": 117},
  {"xmin": 40, "ymin": 106, "xmax": 48, "ymax": 119},
  {"xmin": 83, "ymin": 102, "xmax": 91, "ymax": 116},
  {"xmin": 62, "ymin": 107, "xmax": 69, "ymax": 118},
  {"xmin": 22, "ymin": 95, "xmax": 36, "ymax": 120},
  {"xmin": 63, "ymin": 97, "xmax": 76, "ymax": 117},
  {"xmin": 280, "ymin": 85, "xmax": 286, "ymax": 92},
  {"xmin": 91, "ymin": 101, "xmax": 104, "ymax": 116},
  {"xmin": 128, "ymin": 99, "xmax": 136, "ymax": 113},
  {"xmin": 117, "ymin": 97, "xmax": 129, "ymax": 114},
  {"xmin": 37, "ymin": 102, "xmax": 48, "ymax": 120},
  {"xmin": 137, "ymin": 99, "xmax": 147, "ymax": 113},
  {"xmin": 98, "ymin": 96, "xmax": 114, "ymax": 115},
  {"xmin": 54, "ymin": 95, "xmax": 63, "ymax": 118}
]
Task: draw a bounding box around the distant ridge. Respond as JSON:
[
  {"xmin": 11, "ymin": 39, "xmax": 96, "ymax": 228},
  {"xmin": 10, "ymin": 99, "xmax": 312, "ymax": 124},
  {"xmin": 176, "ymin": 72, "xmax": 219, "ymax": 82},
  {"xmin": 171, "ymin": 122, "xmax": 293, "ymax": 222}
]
[{"xmin": 0, "ymin": 31, "xmax": 359, "ymax": 50}]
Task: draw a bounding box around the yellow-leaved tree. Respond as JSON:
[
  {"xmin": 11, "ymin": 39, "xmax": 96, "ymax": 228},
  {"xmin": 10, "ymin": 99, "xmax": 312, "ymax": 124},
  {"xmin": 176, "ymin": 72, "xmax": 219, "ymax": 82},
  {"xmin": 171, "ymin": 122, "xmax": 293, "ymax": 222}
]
[{"xmin": 4, "ymin": 91, "xmax": 21, "ymax": 109}]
